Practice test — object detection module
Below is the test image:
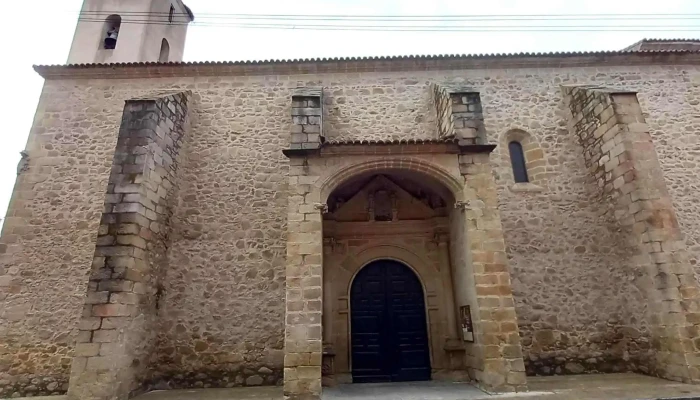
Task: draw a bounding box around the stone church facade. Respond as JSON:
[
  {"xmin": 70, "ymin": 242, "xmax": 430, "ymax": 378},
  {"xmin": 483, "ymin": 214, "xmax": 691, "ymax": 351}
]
[{"xmin": 2, "ymin": 2, "xmax": 700, "ymax": 400}]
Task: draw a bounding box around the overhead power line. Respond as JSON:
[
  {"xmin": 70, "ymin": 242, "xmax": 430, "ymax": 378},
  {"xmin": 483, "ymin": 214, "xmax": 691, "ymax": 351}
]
[
  {"xmin": 76, "ymin": 16, "xmax": 700, "ymax": 33},
  {"xmin": 76, "ymin": 11, "xmax": 700, "ymax": 21},
  {"xmin": 75, "ymin": 11, "xmax": 700, "ymax": 18},
  {"xmin": 74, "ymin": 11, "xmax": 700, "ymax": 32}
]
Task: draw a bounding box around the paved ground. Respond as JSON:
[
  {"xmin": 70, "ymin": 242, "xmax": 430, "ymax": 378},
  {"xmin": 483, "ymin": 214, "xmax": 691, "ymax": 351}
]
[
  {"xmin": 7, "ymin": 373, "xmax": 700, "ymax": 399},
  {"xmin": 136, "ymin": 387, "xmax": 282, "ymax": 399},
  {"xmin": 323, "ymin": 381, "xmax": 494, "ymax": 399},
  {"xmin": 323, "ymin": 374, "xmax": 700, "ymax": 399}
]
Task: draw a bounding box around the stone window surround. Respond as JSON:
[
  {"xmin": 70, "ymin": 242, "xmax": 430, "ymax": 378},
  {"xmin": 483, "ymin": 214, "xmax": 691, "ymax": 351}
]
[
  {"xmin": 501, "ymin": 129, "xmax": 546, "ymax": 193},
  {"xmin": 507, "ymin": 141, "xmax": 529, "ymax": 184}
]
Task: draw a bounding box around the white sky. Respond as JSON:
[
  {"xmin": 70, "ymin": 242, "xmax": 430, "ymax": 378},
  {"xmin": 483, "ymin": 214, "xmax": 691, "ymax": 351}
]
[{"xmin": 0, "ymin": 0, "xmax": 698, "ymax": 221}]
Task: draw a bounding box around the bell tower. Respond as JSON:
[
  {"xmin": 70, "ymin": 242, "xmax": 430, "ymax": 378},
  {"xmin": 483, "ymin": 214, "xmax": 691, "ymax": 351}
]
[{"xmin": 67, "ymin": 0, "xmax": 194, "ymax": 64}]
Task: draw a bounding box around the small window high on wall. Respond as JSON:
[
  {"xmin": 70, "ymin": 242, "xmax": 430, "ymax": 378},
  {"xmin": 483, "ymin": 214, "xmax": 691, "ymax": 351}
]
[
  {"xmin": 159, "ymin": 39, "xmax": 170, "ymax": 62},
  {"xmin": 103, "ymin": 15, "xmax": 121, "ymax": 50},
  {"xmin": 169, "ymin": 5, "xmax": 175, "ymax": 23},
  {"xmin": 509, "ymin": 141, "xmax": 529, "ymax": 183}
]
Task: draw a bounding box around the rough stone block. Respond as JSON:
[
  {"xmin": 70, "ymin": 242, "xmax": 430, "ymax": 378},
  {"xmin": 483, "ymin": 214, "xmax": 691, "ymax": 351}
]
[
  {"xmin": 292, "ymin": 108, "xmax": 321, "ymax": 117},
  {"xmin": 75, "ymin": 343, "xmax": 100, "ymax": 357},
  {"xmin": 92, "ymin": 304, "xmax": 131, "ymax": 317},
  {"xmin": 92, "ymin": 330, "xmax": 119, "ymax": 343},
  {"xmin": 85, "ymin": 291, "xmax": 110, "ymax": 305},
  {"xmin": 78, "ymin": 317, "xmax": 102, "ymax": 331},
  {"xmin": 100, "ymin": 317, "xmax": 130, "ymax": 330},
  {"xmin": 116, "ymin": 235, "xmax": 147, "ymax": 249},
  {"xmin": 86, "ymin": 356, "xmax": 119, "ymax": 371},
  {"xmin": 97, "ymin": 280, "xmax": 134, "ymax": 292},
  {"xmin": 113, "ymin": 184, "xmax": 142, "ymax": 194}
]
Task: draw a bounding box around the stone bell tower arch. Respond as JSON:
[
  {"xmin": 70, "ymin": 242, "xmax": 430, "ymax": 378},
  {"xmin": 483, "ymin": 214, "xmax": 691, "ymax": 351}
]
[{"xmin": 67, "ymin": 0, "xmax": 194, "ymax": 64}]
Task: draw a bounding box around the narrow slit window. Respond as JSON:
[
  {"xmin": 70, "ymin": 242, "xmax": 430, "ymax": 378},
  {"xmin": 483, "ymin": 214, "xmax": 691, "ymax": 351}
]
[
  {"xmin": 169, "ymin": 5, "xmax": 175, "ymax": 23},
  {"xmin": 509, "ymin": 141, "xmax": 529, "ymax": 183}
]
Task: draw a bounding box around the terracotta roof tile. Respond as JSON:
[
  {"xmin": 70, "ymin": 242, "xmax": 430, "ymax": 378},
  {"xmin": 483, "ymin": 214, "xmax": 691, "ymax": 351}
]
[
  {"xmin": 34, "ymin": 47, "xmax": 700, "ymax": 70},
  {"xmin": 33, "ymin": 44, "xmax": 700, "ymax": 79}
]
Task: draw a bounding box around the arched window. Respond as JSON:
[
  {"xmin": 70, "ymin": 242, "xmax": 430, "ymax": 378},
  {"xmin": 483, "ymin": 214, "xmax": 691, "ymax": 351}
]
[
  {"xmin": 508, "ymin": 141, "xmax": 529, "ymax": 183},
  {"xmin": 103, "ymin": 15, "xmax": 122, "ymax": 50},
  {"xmin": 159, "ymin": 39, "xmax": 170, "ymax": 62}
]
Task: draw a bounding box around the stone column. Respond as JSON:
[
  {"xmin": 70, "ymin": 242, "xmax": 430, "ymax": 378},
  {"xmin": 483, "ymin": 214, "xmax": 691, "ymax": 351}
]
[
  {"xmin": 322, "ymin": 239, "xmax": 335, "ymax": 346},
  {"xmin": 283, "ymin": 155, "xmax": 324, "ymax": 400},
  {"xmin": 67, "ymin": 93, "xmax": 190, "ymax": 400},
  {"xmin": 563, "ymin": 85, "xmax": 700, "ymax": 383},
  {"xmin": 437, "ymin": 235, "xmax": 459, "ymax": 340},
  {"xmin": 455, "ymin": 149, "xmax": 527, "ymax": 392},
  {"xmin": 321, "ymin": 238, "xmax": 335, "ymax": 387}
]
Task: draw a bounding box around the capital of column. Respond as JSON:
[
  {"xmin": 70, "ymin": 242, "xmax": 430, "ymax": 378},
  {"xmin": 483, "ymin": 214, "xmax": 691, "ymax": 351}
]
[
  {"xmin": 454, "ymin": 200, "xmax": 470, "ymax": 210},
  {"xmin": 433, "ymin": 232, "xmax": 450, "ymax": 245},
  {"xmin": 314, "ymin": 203, "xmax": 329, "ymax": 214}
]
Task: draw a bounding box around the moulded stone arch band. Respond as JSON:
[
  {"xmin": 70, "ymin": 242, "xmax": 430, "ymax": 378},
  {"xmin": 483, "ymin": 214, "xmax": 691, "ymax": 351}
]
[
  {"xmin": 342, "ymin": 244, "xmax": 437, "ymax": 296},
  {"xmin": 502, "ymin": 128, "xmax": 533, "ymax": 143},
  {"xmin": 342, "ymin": 254, "xmax": 435, "ymax": 381},
  {"xmin": 320, "ymin": 158, "xmax": 464, "ymax": 203}
]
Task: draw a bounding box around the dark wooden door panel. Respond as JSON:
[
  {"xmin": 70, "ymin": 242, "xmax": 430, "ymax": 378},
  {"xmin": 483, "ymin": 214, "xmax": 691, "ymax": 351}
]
[{"xmin": 350, "ymin": 260, "xmax": 431, "ymax": 383}]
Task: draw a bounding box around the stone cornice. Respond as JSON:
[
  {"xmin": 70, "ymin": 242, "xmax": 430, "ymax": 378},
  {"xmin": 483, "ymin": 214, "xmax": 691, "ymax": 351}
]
[
  {"xmin": 323, "ymin": 218, "xmax": 449, "ymax": 238},
  {"xmin": 282, "ymin": 141, "xmax": 497, "ymax": 158},
  {"xmin": 34, "ymin": 51, "xmax": 700, "ymax": 80}
]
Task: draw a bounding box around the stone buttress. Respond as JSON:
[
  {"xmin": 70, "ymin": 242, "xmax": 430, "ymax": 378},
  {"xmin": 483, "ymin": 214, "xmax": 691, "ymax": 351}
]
[{"xmin": 67, "ymin": 92, "xmax": 191, "ymax": 400}]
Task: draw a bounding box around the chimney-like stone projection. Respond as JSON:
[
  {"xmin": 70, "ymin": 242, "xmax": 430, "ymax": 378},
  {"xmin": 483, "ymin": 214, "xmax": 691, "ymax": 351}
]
[
  {"xmin": 290, "ymin": 88, "xmax": 324, "ymax": 150},
  {"xmin": 432, "ymin": 84, "xmax": 486, "ymax": 144},
  {"xmin": 67, "ymin": 92, "xmax": 191, "ymax": 400},
  {"xmin": 563, "ymin": 85, "xmax": 700, "ymax": 384}
]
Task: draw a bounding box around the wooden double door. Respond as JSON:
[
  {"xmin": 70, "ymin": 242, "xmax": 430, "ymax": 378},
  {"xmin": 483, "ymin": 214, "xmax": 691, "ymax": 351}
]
[{"xmin": 350, "ymin": 260, "xmax": 431, "ymax": 383}]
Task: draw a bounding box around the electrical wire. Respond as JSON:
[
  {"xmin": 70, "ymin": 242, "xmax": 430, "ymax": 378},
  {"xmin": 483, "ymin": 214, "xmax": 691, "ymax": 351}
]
[
  {"xmin": 76, "ymin": 17, "xmax": 700, "ymax": 32},
  {"xmin": 75, "ymin": 12, "xmax": 700, "ymax": 21},
  {"xmin": 74, "ymin": 11, "xmax": 700, "ymax": 18},
  {"xmin": 71, "ymin": 11, "xmax": 700, "ymax": 32}
]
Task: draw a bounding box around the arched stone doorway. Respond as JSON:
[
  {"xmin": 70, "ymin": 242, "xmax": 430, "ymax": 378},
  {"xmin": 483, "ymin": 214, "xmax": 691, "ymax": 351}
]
[
  {"xmin": 350, "ymin": 259, "xmax": 431, "ymax": 383},
  {"xmin": 282, "ymin": 147, "xmax": 527, "ymax": 399},
  {"xmin": 321, "ymin": 169, "xmax": 465, "ymax": 385}
]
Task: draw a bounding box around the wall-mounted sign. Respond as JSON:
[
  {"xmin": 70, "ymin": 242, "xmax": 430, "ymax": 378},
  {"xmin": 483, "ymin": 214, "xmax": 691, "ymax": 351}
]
[{"xmin": 460, "ymin": 305, "xmax": 474, "ymax": 342}]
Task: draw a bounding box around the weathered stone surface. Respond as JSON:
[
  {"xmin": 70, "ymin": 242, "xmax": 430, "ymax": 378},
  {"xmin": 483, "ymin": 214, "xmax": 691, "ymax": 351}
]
[
  {"xmin": 560, "ymin": 86, "xmax": 700, "ymax": 383},
  {"xmin": 2, "ymin": 52, "xmax": 700, "ymax": 399},
  {"xmin": 67, "ymin": 93, "xmax": 192, "ymax": 400}
]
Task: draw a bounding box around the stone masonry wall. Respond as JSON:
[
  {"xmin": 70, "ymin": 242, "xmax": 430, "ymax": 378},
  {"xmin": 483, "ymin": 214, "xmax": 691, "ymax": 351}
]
[
  {"xmin": 1, "ymin": 63, "xmax": 700, "ymax": 395},
  {"xmin": 146, "ymin": 80, "xmax": 289, "ymax": 390},
  {"xmin": 68, "ymin": 93, "xmax": 190, "ymax": 400}
]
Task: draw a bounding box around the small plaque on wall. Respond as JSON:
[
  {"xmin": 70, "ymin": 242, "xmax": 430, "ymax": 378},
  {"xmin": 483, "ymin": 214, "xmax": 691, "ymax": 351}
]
[{"xmin": 460, "ymin": 305, "xmax": 474, "ymax": 342}]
